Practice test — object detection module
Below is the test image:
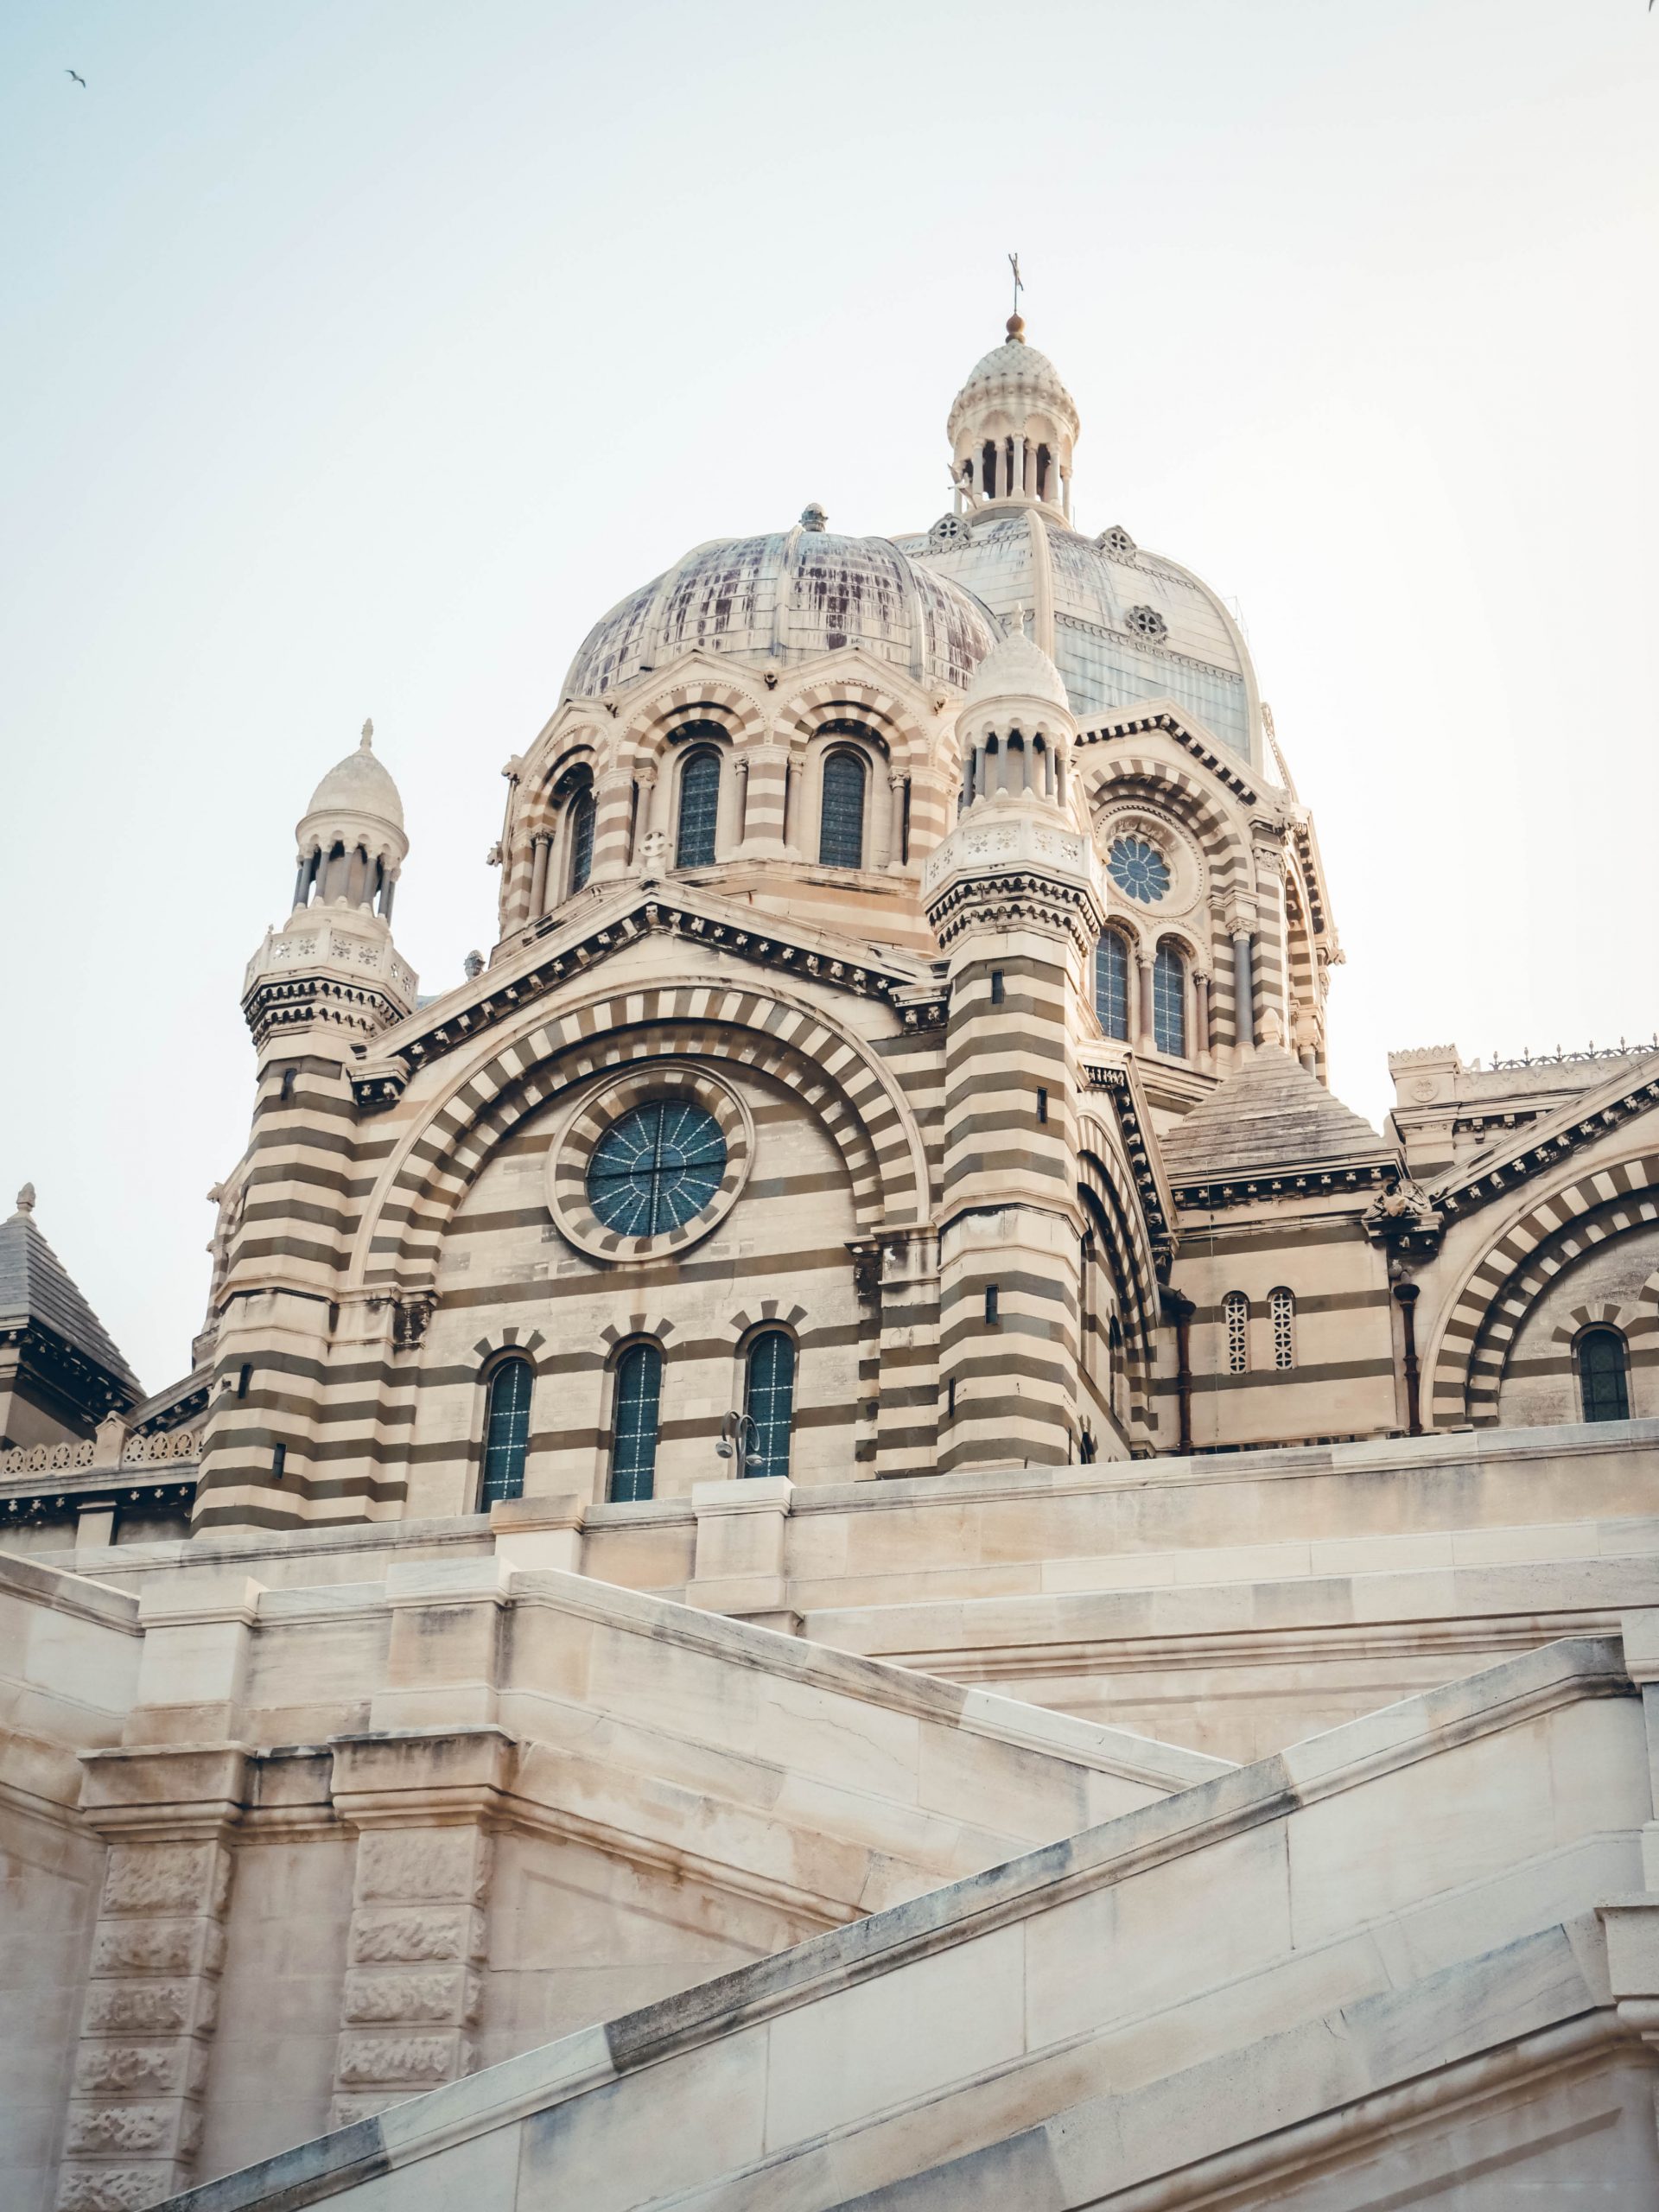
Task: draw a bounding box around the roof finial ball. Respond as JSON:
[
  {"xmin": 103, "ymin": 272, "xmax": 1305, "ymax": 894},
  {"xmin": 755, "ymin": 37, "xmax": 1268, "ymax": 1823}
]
[{"xmin": 1006, "ymin": 313, "xmax": 1027, "ymax": 343}]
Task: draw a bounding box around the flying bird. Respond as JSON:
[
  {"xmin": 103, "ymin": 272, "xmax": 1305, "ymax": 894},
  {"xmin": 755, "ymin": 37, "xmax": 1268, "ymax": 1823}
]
[{"xmin": 66, "ymin": 69, "xmax": 86, "ymax": 86}]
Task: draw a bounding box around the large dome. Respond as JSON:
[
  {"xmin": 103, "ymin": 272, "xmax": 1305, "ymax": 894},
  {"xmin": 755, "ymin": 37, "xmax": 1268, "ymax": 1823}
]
[
  {"xmin": 896, "ymin": 512, "xmax": 1260, "ymax": 763},
  {"xmin": 563, "ymin": 518, "xmax": 1000, "ymax": 702}
]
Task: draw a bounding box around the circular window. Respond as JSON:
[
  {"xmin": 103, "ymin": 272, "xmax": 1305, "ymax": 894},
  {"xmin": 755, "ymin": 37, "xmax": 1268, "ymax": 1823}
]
[
  {"xmin": 1126, "ymin": 604, "xmax": 1167, "ymax": 641},
  {"xmin": 1107, "ymin": 835, "xmax": 1171, "ymax": 905},
  {"xmin": 588, "ymin": 1099, "xmax": 727, "ymax": 1237},
  {"xmin": 547, "ymin": 1068, "xmax": 753, "ymax": 1264}
]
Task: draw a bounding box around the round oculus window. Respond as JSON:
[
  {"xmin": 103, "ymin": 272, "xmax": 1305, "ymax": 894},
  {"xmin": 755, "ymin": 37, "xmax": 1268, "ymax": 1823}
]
[
  {"xmin": 1107, "ymin": 834, "xmax": 1171, "ymax": 905},
  {"xmin": 586, "ymin": 1098, "xmax": 728, "ymax": 1238}
]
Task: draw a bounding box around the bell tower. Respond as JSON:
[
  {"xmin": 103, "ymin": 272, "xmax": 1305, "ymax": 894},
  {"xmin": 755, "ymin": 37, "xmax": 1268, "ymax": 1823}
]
[
  {"xmin": 925, "ymin": 623, "xmax": 1107, "ymax": 1471},
  {"xmin": 946, "ymin": 316, "xmax": 1080, "ymax": 520}
]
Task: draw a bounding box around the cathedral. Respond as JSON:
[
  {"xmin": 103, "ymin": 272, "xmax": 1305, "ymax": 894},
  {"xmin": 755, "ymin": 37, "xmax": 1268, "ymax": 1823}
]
[{"xmin": 5, "ymin": 320, "xmax": 1659, "ymax": 2212}]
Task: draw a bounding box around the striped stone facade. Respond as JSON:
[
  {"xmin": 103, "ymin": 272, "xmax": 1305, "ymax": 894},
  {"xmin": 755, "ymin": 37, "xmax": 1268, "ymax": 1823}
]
[{"xmin": 142, "ymin": 323, "xmax": 1658, "ymax": 1546}]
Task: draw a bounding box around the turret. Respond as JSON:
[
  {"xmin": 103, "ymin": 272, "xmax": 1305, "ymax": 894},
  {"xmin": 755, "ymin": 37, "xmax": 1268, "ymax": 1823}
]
[
  {"xmin": 925, "ymin": 622, "xmax": 1107, "ymax": 1470},
  {"xmin": 241, "ymin": 721, "xmax": 418, "ymax": 1065}
]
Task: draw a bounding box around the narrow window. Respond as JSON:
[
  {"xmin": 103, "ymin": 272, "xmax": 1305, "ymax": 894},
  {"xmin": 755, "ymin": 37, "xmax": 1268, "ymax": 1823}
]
[
  {"xmin": 1269, "ymin": 1287, "xmax": 1295, "ymax": 1370},
  {"xmin": 676, "ymin": 747, "xmax": 721, "ymax": 868},
  {"xmin": 984, "ymin": 1284, "xmax": 1000, "ymax": 1326},
  {"xmin": 1577, "ymin": 1327, "xmax": 1630, "ymax": 1424},
  {"xmin": 610, "ymin": 1343, "xmax": 662, "ymax": 1501},
  {"xmin": 1224, "ymin": 1291, "xmax": 1249, "ymax": 1376},
  {"xmin": 1153, "ymin": 944, "xmax": 1187, "ymax": 1056},
  {"xmin": 1037, "ymin": 1085, "xmax": 1049, "ymax": 1124},
  {"xmin": 279, "ymin": 1068, "xmax": 296, "ymax": 1103},
  {"xmin": 271, "ymin": 1441, "xmax": 287, "ymax": 1481},
  {"xmin": 236, "ymin": 1363, "xmax": 252, "ymax": 1400},
  {"xmin": 982, "ymin": 439, "xmax": 997, "ymax": 498},
  {"xmin": 818, "ymin": 748, "xmax": 867, "ymax": 868},
  {"xmin": 991, "ymin": 969, "xmax": 1006, "ymax": 1004},
  {"xmin": 480, "ymin": 1356, "xmax": 532, "ymax": 1506},
  {"xmin": 947, "ymin": 1377, "xmax": 957, "ymax": 1416},
  {"xmin": 1095, "ymin": 932, "xmax": 1129, "ymax": 1041},
  {"xmin": 744, "ymin": 1331, "xmax": 794, "ymax": 1480},
  {"xmin": 566, "ymin": 785, "xmax": 595, "ymax": 894}
]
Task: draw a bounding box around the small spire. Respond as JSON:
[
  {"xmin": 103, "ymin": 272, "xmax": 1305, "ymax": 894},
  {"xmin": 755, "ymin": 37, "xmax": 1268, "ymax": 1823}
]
[
  {"xmin": 799, "ymin": 502, "xmax": 828, "ymax": 532},
  {"xmin": 360, "ymin": 718, "xmax": 374, "ymax": 750},
  {"xmin": 15, "ymin": 1182, "xmax": 35, "ymax": 1216}
]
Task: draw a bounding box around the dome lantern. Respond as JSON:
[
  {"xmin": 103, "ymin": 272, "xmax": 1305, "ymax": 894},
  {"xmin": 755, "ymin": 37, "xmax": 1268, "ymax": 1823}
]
[
  {"xmin": 291, "ymin": 720, "xmax": 409, "ymax": 919},
  {"xmin": 946, "ymin": 318, "xmax": 1080, "ymax": 521},
  {"xmin": 955, "ymin": 610, "xmax": 1078, "ymax": 817}
]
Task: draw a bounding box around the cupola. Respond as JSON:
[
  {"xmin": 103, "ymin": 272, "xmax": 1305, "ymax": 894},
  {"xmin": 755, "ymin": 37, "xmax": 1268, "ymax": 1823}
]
[
  {"xmin": 291, "ymin": 720, "xmax": 408, "ymax": 919},
  {"xmin": 946, "ymin": 317, "xmax": 1080, "ymax": 520},
  {"xmin": 955, "ymin": 613, "xmax": 1077, "ymax": 817}
]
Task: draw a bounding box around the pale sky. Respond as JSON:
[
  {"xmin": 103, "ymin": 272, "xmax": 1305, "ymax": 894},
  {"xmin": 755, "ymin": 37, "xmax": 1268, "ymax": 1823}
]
[{"xmin": 3, "ymin": 0, "xmax": 1656, "ymax": 1395}]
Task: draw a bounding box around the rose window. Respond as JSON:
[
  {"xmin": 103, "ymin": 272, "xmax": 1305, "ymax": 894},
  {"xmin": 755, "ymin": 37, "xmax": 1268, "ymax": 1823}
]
[
  {"xmin": 1126, "ymin": 605, "xmax": 1167, "ymax": 641},
  {"xmin": 1099, "ymin": 525, "xmax": 1137, "ymax": 559},
  {"xmin": 928, "ymin": 513, "xmax": 967, "ymax": 550},
  {"xmin": 587, "ymin": 1099, "xmax": 727, "ymax": 1237},
  {"xmin": 1107, "ymin": 835, "xmax": 1171, "ymax": 905}
]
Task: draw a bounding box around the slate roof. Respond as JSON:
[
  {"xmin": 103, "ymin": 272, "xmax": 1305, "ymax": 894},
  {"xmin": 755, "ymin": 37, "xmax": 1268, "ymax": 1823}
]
[
  {"xmin": 1160, "ymin": 1047, "xmax": 1396, "ymax": 1187},
  {"xmin": 0, "ymin": 1188, "xmax": 142, "ymax": 1398}
]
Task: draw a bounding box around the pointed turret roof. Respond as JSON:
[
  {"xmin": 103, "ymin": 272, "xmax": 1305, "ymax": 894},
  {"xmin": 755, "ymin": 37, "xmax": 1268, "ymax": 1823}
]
[
  {"xmin": 0, "ymin": 1185, "xmax": 142, "ymax": 1399},
  {"xmin": 1160, "ymin": 1049, "xmax": 1395, "ymax": 1187}
]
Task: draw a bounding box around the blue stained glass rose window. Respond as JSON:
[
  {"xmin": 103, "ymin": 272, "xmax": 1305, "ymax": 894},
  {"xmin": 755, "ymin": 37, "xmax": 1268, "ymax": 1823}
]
[
  {"xmin": 1106, "ymin": 835, "xmax": 1170, "ymax": 905},
  {"xmin": 588, "ymin": 1099, "xmax": 727, "ymax": 1237}
]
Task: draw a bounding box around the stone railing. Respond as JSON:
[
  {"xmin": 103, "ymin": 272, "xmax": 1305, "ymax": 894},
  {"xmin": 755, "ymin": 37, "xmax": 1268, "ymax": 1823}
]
[
  {"xmin": 1491, "ymin": 1036, "xmax": 1659, "ymax": 1071},
  {"xmin": 0, "ymin": 1426, "xmax": 201, "ymax": 1480}
]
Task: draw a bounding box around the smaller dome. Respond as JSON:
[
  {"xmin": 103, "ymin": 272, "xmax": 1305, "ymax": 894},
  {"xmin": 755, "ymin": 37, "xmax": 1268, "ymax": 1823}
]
[
  {"xmin": 304, "ymin": 721, "xmax": 404, "ymax": 833},
  {"xmin": 948, "ymin": 322, "xmax": 1079, "ymax": 443},
  {"xmin": 961, "ymin": 621, "xmax": 1070, "ymax": 715}
]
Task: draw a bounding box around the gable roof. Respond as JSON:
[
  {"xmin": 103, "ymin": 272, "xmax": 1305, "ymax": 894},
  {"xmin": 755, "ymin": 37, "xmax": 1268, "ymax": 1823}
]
[
  {"xmin": 0, "ymin": 1187, "xmax": 142, "ymax": 1398},
  {"xmin": 1160, "ymin": 1047, "xmax": 1395, "ymax": 1190}
]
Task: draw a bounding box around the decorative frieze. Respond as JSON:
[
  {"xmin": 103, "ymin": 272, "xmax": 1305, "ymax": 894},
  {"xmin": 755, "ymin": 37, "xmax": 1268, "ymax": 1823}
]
[{"xmin": 60, "ymin": 1752, "xmax": 245, "ymax": 2212}]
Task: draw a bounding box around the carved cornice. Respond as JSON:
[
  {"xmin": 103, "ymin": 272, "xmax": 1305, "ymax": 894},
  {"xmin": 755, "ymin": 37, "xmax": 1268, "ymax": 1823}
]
[
  {"xmin": 351, "ymin": 894, "xmax": 947, "ymax": 1110},
  {"xmin": 925, "ymin": 871, "xmax": 1103, "ymax": 956},
  {"xmin": 1082, "ymin": 1065, "xmax": 1175, "ymax": 1262},
  {"xmin": 1169, "ymin": 1161, "xmax": 1395, "ymax": 1212},
  {"xmin": 1433, "ymin": 1064, "xmax": 1659, "ymax": 1225},
  {"xmin": 244, "ymin": 974, "xmax": 412, "ymax": 1052},
  {"xmin": 1074, "ymin": 709, "xmax": 1259, "ymax": 805}
]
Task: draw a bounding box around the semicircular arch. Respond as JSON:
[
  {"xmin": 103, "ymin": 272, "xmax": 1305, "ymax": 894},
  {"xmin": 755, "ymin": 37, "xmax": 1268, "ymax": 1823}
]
[{"xmin": 346, "ymin": 984, "xmax": 931, "ymax": 1291}]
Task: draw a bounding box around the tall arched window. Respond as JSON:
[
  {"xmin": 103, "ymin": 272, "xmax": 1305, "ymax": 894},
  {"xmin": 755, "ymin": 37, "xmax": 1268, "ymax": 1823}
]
[
  {"xmin": 566, "ymin": 785, "xmax": 595, "ymax": 895},
  {"xmin": 610, "ymin": 1343, "xmax": 663, "ymax": 1502},
  {"xmin": 1095, "ymin": 931, "xmax": 1129, "ymax": 1041},
  {"xmin": 1153, "ymin": 944, "xmax": 1186, "ymax": 1057},
  {"xmin": 818, "ymin": 748, "xmax": 867, "ymax": 868},
  {"xmin": 1224, "ymin": 1292, "xmax": 1249, "ymax": 1376},
  {"xmin": 1577, "ymin": 1327, "xmax": 1630, "ymax": 1424},
  {"xmin": 745, "ymin": 1330, "xmax": 795, "ymax": 1481},
  {"xmin": 1269, "ymin": 1287, "xmax": 1296, "ymax": 1370},
  {"xmin": 676, "ymin": 748, "xmax": 721, "ymax": 868},
  {"xmin": 480, "ymin": 1357, "xmax": 532, "ymax": 1507}
]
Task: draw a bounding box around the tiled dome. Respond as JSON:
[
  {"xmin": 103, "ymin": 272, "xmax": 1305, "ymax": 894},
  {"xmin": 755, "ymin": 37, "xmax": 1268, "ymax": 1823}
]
[{"xmin": 563, "ymin": 524, "xmax": 1001, "ymax": 701}]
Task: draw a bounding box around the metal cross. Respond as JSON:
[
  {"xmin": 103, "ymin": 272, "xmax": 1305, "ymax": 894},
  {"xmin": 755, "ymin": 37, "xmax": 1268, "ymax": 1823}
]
[{"xmin": 1008, "ymin": 252, "xmax": 1024, "ymax": 315}]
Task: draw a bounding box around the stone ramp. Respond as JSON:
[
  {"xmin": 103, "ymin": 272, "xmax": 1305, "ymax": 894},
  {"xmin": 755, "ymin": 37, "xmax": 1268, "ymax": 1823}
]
[{"xmin": 158, "ymin": 1622, "xmax": 1659, "ymax": 2210}]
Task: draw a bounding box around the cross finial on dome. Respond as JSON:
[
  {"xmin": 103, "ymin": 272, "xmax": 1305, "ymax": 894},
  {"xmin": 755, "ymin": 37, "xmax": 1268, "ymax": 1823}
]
[
  {"xmin": 14, "ymin": 1182, "xmax": 35, "ymax": 1217},
  {"xmin": 360, "ymin": 719, "xmax": 374, "ymax": 750}
]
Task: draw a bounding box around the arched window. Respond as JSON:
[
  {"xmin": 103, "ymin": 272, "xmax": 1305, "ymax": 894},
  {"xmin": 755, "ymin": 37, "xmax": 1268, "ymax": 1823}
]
[
  {"xmin": 981, "ymin": 439, "xmax": 997, "ymax": 499},
  {"xmin": 1269, "ymin": 1287, "xmax": 1295, "ymax": 1370},
  {"xmin": 1095, "ymin": 931, "xmax": 1129, "ymax": 1041},
  {"xmin": 818, "ymin": 748, "xmax": 867, "ymax": 868},
  {"xmin": 566, "ymin": 785, "xmax": 595, "ymax": 895},
  {"xmin": 1153, "ymin": 944, "xmax": 1186, "ymax": 1057},
  {"xmin": 676, "ymin": 748, "xmax": 721, "ymax": 868},
  {"xmin": 1577, "ymin": 1327, "xmax": 1630, "ymax": 1424},
  {"xmin": 610, "ymin": 1342, "xmax": 663, "ymax": 1502},
  {"xmin": 480, "ymin": 1357, "xmax": 532, "ymax": 1507},
  {"xmin": 744, "ymin": 1330, "xmax": 795, "ymax": 1481},
  {"xmin": 1224, "ymin": 1292, "xmax": 1249, "ymax": 1376}
]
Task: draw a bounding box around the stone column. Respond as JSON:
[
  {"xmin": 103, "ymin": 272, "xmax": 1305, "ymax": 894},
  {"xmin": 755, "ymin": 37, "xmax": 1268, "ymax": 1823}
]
[
  {"xmin": 378, "ymin": 873, "xmax": 396, "ymax": 922},
  {"xmin": 61, "ymin": 1746, "xmax": 248, "ymax": 2210},
  {"xmin": 1231, "ymin": 928, "xmax": 1255, "ymax": 1057},
  {"xmin": 781, "ymin": 750, "xmax": 804, "ymax": 856},
  {"xmin": 528, "ymin": 832, "xmax": 551, "ymax": 918},
  {"xmin": 887, "ymin": 772, "xmax": 908, "ymax": 868},
  {"xmin": 588, "ymin": 768, "xmax": 636, "ymax": 885},
  {"xmin": 737, "ymin": 741, "xmax": 789, "ymax": 858},
  {"xmin": 630, "ymin": 767, "xmax": 660, "ymax": 878},
  {"xmin": 1193, "ymin": 970, "xmax": 1213, "ymax": 1069},
  {"xmin": 868, "ymin": 764, "xmax": 892, "ymax": 871},
  {"xmin": 1136, "ymin": 951, "xmax": 1156, "ymax": 1052}
]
